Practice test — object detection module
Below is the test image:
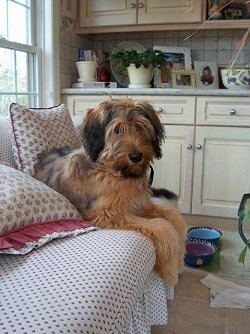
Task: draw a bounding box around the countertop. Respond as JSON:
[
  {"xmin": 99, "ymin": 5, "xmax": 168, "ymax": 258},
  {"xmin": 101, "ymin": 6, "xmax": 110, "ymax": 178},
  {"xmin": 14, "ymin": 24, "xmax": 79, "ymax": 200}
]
[{"xmin": 61, "ymin": 88, "xmax": 250, "ymax": 97}]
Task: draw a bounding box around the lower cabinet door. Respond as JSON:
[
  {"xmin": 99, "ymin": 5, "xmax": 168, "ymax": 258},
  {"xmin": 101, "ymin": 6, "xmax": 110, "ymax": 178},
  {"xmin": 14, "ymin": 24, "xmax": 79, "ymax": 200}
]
[
  {"xmin": 192, "ymin": 126, "xmax": 250, "ymax": 218},
  {"xmin": 152, "ymin": 125, "xmax": 194, "ymax": 214}
]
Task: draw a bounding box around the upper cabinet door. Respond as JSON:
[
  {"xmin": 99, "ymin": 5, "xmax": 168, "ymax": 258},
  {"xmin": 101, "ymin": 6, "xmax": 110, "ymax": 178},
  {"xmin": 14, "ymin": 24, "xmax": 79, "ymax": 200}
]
[
  {"xmin": 79, "ymin": 0, "xmax": 136, "ymax": 27},
  {"xmin": 78, "ymin": 0, "xmax": 203, "ymax": 28},
  {"xmin": 138, "ymin": 0, "xmax": 203, "ymax": 24}
]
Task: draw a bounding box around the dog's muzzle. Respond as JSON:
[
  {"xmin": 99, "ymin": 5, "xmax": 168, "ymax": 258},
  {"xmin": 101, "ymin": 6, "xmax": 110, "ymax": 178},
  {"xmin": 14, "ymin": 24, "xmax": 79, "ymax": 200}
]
[{"xmin": 129, "ymin": 151, "xmax": 143, "ymax": 163}]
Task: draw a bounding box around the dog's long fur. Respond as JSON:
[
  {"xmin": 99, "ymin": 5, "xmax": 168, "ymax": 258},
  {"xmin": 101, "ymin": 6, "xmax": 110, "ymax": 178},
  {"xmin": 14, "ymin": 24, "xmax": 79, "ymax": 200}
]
[{"xmin": 34, "ymin": 98, "xmax": 187, "ymax": 285}]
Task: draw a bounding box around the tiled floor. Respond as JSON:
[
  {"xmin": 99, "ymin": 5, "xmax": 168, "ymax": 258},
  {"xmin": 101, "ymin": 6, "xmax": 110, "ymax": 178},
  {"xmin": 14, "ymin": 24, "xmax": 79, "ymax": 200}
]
[
  {"xmin": 153, "ymin": 268, "xmax": 250, "ymax": 334},
  {"xmin": 166, "ymin": 269, "xmax": 250, "ymax": 334},
  {"xmin": 151, "ymin": 215, "xmax": 250, "ymax": 334},
  {"xmin": 152, "ymin": 218, "xmax": 250, "ymax": 334}
]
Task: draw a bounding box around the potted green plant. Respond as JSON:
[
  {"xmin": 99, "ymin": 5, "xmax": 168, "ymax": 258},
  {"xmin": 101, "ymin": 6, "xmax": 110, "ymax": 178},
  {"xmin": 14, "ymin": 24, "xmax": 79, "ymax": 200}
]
[
  {"xmin": 238, "ymin": 193, "xmax": 250, "ymax": 264},
  {"xmin": 109, "ymin": 48, "xmax": 165, "ymax": 88}
]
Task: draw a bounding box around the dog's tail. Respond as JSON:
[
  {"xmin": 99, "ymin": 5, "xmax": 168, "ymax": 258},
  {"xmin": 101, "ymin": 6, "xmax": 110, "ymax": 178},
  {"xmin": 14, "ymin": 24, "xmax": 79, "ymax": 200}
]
[{"xmin": 151, "ymin": 187, "xmax": 178, "ymax": 200}]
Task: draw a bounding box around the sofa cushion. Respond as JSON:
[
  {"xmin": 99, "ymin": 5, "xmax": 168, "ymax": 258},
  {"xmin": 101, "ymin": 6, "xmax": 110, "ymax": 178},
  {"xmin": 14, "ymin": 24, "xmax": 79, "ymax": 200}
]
[
  {"xmin": 9, "ymin": 103, "xmax": 81, "ymax": 175},
  {"xmin": 0, "ymin": 164, "xmax": 96, "ymax": 254}
]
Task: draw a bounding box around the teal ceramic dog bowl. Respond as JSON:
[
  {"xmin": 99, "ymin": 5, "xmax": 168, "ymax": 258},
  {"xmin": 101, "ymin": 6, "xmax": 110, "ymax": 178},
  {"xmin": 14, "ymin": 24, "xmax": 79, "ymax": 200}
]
[{"xmin": 187, "ymin": 226, "xmax": 222, "ymax": 246}]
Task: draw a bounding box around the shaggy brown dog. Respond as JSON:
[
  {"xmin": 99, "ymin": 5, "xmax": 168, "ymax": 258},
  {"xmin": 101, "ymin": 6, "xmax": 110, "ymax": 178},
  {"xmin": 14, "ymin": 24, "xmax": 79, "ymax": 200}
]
[{"xmin": 34, "ymin": 98, "xmax": 187, "ymax": 285}]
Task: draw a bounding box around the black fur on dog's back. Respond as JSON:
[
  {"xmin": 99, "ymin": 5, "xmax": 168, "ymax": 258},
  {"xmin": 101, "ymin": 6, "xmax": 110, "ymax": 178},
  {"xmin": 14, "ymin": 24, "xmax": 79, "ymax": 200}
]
[
  {"xmin": 148, "ymin": 165, "xmax": 178, "ymax": 200},
  {"xmin": 151, "ymin": 187, "xmax": 178, "ymax": 200}
]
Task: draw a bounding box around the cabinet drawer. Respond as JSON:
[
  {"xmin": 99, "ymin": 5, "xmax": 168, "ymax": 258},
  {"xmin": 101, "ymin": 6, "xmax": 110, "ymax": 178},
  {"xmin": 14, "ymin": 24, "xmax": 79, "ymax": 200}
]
[
  {"xmin": 196, "ymin": 97, "xmax": 250, "ymax": 126},
  {"xmin": 61, "ymin": 95, "xmax": 125, "ymax": 116},
  {"xmin": 132, "ymin": 95, "xmax": 195, "ymax": 124}
]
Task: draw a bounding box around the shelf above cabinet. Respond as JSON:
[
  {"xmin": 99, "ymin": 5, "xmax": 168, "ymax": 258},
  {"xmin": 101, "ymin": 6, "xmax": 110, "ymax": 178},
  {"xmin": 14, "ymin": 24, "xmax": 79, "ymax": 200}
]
[{"xmin": 75, "ymin": 20, "xmax": 250, "ymax": 35}]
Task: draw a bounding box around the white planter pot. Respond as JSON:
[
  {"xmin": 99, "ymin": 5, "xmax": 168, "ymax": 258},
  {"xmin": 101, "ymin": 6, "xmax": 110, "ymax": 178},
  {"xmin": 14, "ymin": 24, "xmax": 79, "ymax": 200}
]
[
  {"xmin": 76, "ymin": 61, "xmax": 97, "ymax": 82},
  {"xmin": 127, "ymin": 64, "xmax": 153, "ymax": 88}
]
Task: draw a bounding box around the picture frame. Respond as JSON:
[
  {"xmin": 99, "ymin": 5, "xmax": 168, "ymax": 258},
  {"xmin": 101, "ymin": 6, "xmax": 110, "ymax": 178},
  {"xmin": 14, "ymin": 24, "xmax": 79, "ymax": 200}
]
[
  {"xmin": 172, "ymin": 70, "xmax": 196, "ymax": 89},
  {"xmin": 153, "ymin": 46, "xmax": 192, "ymax": 88},
  {"xmin": 194, "ymin": 61, "xmax": 219, "ymax": 89}
]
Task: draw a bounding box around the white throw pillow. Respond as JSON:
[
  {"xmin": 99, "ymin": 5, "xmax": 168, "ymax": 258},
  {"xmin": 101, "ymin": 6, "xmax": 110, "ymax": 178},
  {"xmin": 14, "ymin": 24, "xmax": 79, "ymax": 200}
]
[{"xmin": 9, "ymin": 103, "xmax": 81, "ymax": 175}]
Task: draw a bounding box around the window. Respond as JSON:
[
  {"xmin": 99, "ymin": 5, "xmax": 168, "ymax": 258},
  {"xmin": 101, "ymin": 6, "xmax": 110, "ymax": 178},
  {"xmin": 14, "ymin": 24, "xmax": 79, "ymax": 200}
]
[{"xmin": 0, "ymin": 0, "xmax": 60, "ymax": 116}]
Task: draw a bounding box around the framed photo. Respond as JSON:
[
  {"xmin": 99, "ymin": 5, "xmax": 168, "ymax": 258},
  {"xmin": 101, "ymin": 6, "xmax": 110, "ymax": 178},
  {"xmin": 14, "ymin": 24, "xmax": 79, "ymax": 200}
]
[
  {"xmin": 62, "ymin": 0, "xmax": 77, "ymax": 21},
  {"xmin": 153, "ymin": 46, "xmax": 192, "ymax": 88},
  {"xmin": 194, "ymin": 61, "xmax": 219, "ymax": 89},
  {"xmin": 172, "ymin": 70, "xmax": 196, "ymax": 89}
]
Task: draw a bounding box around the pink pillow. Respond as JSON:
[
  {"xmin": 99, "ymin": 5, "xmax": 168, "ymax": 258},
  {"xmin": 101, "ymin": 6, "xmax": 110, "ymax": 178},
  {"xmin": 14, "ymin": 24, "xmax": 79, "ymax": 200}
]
[
  {"xmin": 0, "ymin": 164, "xmax": 96, "ymax": 254},
  {"xmin": 9, "ymin": 103, "xmax": 81, "ymax": 175}
]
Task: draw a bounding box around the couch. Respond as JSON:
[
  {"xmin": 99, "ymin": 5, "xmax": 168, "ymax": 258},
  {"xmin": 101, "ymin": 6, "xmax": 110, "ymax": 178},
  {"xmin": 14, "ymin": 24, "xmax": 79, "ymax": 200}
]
[{"xmin": 0, "ymin": 103, "xmax": 176, "ymax": 334}]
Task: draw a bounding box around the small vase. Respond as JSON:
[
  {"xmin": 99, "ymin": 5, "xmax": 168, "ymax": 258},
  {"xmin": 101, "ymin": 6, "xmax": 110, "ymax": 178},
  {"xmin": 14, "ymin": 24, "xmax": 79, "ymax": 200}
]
[
  {"xmin": 76, "ymin": 61, "xmax": 97, "ymax": 82},
  {"xmin": 127, "ymin": 64, "xmax": 153, "ymax": 88}
]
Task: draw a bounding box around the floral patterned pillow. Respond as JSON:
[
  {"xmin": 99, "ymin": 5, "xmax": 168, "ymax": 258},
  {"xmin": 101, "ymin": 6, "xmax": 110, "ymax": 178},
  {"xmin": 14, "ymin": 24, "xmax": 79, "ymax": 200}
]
[
  {"xmin": 0, "ymin": 116, "xmax": 15, "ymax": 167},
  {"xmin": 9, "ymin": 103, "xmax": 81, "ymax": 175},
  {"xmin": 0, "ymin": 164, "xmax": 96, "ymax": 254}
]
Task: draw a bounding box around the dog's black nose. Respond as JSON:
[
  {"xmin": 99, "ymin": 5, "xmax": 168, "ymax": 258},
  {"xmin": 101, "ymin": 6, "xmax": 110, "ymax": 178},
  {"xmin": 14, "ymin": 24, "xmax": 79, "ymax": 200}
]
[{"xmin": 129, "ymin": 151, "xmax": 143, "ymax": 163}]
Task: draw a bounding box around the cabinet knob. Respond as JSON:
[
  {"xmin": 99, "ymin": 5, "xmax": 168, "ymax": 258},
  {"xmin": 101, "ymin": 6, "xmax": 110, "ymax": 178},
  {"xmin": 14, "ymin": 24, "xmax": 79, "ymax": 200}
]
[
  {"xmin": 130, "ymin": 3, "xmax": 136, "ymax": 8},
  {"xmin": 138, "ymin": 2, "xmax": 144, "ymax": 8},
  {"xmin": 196, "ymin": 144, "xmax": 202, "ymax": 150},
  {"xmin": 186, "ymin": 144, "xmax": 193, "ymax": 150},
  {"xmin": 229, "ymin": 109, "xmax": 236, "ymax": 115},
  {"xmin": 157, "ymin": 107, "xmax": 163, "ymax": 113}
]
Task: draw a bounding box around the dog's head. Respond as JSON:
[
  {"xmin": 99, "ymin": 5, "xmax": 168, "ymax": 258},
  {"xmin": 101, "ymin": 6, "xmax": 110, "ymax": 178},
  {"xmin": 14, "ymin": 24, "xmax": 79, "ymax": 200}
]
[{"xmin": 82, "ymin": 98, "xmax": 165, "ymax": 177}]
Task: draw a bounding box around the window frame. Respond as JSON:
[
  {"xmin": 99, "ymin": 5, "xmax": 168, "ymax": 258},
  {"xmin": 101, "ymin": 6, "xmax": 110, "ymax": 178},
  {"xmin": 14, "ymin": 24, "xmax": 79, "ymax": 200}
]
[
  {"xmin": 0, "ymin": 0, "xmax": 60, "ymax": 114},
  {"xmin": 0, "ymin": 37, "xmax": 42, "ymax": 106},
  {"xmin": 36, "ymin": 0, "xmax": 60, "ymax": 107}
]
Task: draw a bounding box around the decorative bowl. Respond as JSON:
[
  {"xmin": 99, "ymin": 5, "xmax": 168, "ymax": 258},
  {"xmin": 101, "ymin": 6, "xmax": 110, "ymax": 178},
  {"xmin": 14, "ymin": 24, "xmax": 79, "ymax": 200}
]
[
  {"xmin": 187, "ymin": 226, "xmax": 222, "ymax": 246},
  {"xmin": 220, "ymin": 68, "xmax": 250, "ymax": 89},
  {"xmin": 184, "ymin": 240, "xmax": 216, "ymax": 267}
]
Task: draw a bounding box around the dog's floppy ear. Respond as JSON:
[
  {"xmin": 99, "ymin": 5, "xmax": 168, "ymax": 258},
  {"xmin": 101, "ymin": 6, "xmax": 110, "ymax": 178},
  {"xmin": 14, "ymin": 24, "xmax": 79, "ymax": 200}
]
[
  {"xmin": 81, "ymin": 103, "xmax": 113, "ymax": 162},
  {"xmin": 136, "ymin": 101, "xmax": 166, "ymax": 159}
]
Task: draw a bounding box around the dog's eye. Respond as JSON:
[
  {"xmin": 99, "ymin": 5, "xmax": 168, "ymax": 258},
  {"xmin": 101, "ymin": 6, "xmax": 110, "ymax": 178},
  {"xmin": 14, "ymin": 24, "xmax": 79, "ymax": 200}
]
[
  {"xmin": 135, "ymin": 124, "xmax": 144, "ymax": 132},
  {"xmin": 114, "ymin": 125, "xmax": 124, "ymax": 134}
]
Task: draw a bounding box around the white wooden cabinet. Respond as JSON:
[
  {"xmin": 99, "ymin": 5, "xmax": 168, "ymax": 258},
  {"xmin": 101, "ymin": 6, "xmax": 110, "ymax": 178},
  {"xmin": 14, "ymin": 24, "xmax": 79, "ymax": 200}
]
[
  {"xmin": 193, "ymin": 96, "xmax": 250, "ymax": 218},
  {"xmin": 61, "ymin": 93, "xmax": 250, "ymax": 218},
  {"xmin": 143, "ymin": 95, "xmax": 250, "ymax": 218},
  {"xmin": 78, "ymin": 0, "xmax": 203, "ymax": 27},
  {"xmin": 192, "ymin": 126, "xmax": 250, "ymax": 218},
  {"xmin": 76, "ymin": 0, "xmax": 250, "ymax": 33}
]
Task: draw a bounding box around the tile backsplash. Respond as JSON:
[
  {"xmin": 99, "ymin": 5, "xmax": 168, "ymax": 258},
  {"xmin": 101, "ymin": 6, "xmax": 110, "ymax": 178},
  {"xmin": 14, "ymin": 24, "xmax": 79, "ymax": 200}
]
[{"xmin": 60, "ymin": 28, "xmax": 250, "ymax": 88}]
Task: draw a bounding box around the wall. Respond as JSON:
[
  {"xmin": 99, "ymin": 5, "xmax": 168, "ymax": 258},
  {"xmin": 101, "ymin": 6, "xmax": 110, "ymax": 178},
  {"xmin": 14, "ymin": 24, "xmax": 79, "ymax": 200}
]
[
  {"xmin": 60, "ymin": 16, "xmax": 92, "ymax": 88},
  {"xmin": 91, "ymin": 29, "xmax": 250, "ymax": 65},
  {"xmin": 60, "ymin": 20, "xmax": 250, "ymax": 88}
]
